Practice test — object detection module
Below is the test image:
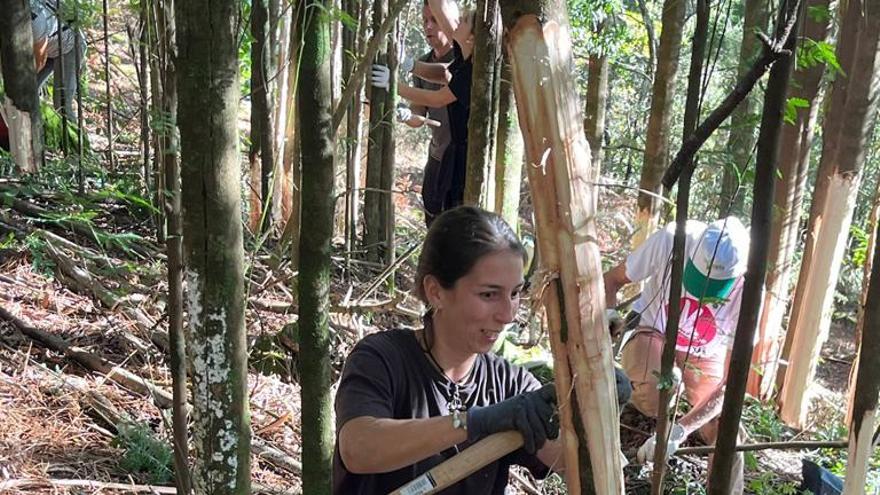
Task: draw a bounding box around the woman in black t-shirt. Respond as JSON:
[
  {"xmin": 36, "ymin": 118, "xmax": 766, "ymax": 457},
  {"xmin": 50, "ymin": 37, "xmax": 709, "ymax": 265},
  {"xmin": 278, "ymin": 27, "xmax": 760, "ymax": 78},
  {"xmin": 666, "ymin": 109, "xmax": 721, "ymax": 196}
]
[
  {"xmin": 333, "ymin": 207, "xmax": 564, "ymax": 494},
  {"xmin": 371, "ymin": 0, "xmax": 475, "ymax": 225}
]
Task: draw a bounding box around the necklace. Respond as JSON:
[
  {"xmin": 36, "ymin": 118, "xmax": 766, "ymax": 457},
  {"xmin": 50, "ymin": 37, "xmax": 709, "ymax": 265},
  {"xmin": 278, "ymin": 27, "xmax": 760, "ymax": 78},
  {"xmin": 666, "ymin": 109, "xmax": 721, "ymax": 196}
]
[{"xmin": 421, "ymin": 331, "xmax": 468, "ymax": 413}]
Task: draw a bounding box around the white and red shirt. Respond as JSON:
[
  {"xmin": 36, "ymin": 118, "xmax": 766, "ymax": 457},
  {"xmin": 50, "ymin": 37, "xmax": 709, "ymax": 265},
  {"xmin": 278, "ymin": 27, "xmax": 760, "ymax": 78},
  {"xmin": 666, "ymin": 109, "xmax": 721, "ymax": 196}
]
[{"xmin": 626, "ymin": 221, "xmax": 744, "ymax": 358}]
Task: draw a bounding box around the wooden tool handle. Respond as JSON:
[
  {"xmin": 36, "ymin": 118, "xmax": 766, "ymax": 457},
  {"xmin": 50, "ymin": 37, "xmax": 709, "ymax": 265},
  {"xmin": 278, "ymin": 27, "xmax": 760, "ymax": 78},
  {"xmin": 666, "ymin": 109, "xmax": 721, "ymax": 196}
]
[
  {"xmin": 388, "ymin": 431, "xmax": 524, "ymax": 495},
  {"xmin": 414, "ymin": 115, "xmax": 441, "ymax": 128}
]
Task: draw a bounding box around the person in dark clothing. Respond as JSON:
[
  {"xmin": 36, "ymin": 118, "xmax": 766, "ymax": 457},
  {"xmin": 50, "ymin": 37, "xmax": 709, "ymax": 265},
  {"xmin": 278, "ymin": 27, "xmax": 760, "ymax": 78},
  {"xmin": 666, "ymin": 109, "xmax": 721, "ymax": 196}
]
[
  {"xmin": 372, "ymin": 0, "xmax": 474, "ymax": 225},
  {"xmin": 333, "ymin": 206, "xmax": 564, "ymax": 494}
]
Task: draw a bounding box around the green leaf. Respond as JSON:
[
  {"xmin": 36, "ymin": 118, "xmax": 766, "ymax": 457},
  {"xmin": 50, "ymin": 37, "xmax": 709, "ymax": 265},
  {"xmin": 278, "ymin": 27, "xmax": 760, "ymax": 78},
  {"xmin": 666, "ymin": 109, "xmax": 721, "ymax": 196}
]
[{"xmin": 784, "ymin": 97, "xmax": 810, "ymax": 125}]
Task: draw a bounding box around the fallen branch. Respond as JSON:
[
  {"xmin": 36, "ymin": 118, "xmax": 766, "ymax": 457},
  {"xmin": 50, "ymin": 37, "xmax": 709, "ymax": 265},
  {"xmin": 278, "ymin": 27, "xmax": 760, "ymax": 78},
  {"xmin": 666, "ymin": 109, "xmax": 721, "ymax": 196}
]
[{"xmin": 0, "ymin": 478, "xmax": 298, "ymax": 495}]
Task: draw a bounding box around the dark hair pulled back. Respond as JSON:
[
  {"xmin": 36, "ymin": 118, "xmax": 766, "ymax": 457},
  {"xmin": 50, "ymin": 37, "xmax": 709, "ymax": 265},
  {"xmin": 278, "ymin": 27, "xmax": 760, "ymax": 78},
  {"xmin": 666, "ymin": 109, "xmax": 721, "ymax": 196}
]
[{"xmin": 414, "ymin": 206, "xmax": 526, "ymax": 304}]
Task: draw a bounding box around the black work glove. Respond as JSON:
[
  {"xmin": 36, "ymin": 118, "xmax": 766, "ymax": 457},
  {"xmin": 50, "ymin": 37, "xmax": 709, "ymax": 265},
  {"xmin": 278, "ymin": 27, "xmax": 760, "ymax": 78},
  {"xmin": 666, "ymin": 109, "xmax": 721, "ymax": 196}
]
[{"xmin": 466, "ymin": 383, "xmax": 558, "ymax": 454}]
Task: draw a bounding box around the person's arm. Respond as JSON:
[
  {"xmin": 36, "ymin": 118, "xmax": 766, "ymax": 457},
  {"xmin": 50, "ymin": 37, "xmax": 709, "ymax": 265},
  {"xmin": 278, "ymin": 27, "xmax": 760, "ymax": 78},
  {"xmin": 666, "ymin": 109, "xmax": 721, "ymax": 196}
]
[
  {"xmin": 603, "ymin": 263, "xmax": 631, "ymax": 309},
  {"xmin": 677, "ymin": 382, "xmax": 725, "ymax": 437},
  {"xmin": 412, "ymin": 60, "xmax": 452, "ymax": 85},
  {"xmin": 400, "ymin": 82, "xmax": 457, "ymax": 108},
  {"xmin": 339, "ymin": 415, "xmax": 467, "ymax": 473},
  {"xmin": 426, "ymin": 0, "xmax": 460, "ymax": 45}
]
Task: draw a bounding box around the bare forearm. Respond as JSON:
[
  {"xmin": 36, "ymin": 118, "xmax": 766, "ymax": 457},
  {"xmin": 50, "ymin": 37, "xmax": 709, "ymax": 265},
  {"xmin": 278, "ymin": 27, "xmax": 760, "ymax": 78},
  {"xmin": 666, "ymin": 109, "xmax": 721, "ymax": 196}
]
[
  {"xmin": 412, "ymin": 61, "xmax": 451, "ymax": 84},
  {"xmin": 339, "ymin": 416, "xmax": 467, "ymax": 473},
  {"xmin": 678, "ymin": 384, "xmax": 725, "ymax": 437},
  {"xmin": 399, "ymin": 83, "xmax": 455, "ymax": 108}
]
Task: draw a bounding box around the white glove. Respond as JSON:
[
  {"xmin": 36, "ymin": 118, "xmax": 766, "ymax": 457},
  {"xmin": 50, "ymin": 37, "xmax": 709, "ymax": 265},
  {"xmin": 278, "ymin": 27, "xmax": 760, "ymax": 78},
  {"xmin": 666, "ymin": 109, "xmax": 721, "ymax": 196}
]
[
  {"xmin": 637, "ymin": 423, "xmax": 686, "ymax": 464},
  {"xmin": 371, "ymin": 64, "xmax": 390, "ymax": 90},
  {"xmin": 395, "ymin": 106, "xmax": 412, "ymax": 123}
]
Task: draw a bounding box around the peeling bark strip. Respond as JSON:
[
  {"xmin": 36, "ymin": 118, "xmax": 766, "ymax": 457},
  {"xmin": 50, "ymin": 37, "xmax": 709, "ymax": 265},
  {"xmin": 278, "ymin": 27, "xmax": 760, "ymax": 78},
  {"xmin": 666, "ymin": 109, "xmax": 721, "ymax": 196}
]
[
  {"xmin": 176, "ymin": 0, "xmax": 251, "ymax": 493},
  {"xmin": 500, "ymin": 2, "xmax": 625, "ymax": 492}
]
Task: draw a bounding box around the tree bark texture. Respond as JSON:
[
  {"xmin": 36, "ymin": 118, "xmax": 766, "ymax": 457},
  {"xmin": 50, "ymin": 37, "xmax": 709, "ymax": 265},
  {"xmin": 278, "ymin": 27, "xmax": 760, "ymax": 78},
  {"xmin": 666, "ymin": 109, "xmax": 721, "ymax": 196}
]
[
  {"xmin": 720, "ymin": 0, "xmax": 770, "ymax": 216},
  {"xmin": 0, "ymin": 0, "xmax": 43, "ymax": 173},
  {"xmin": 706, "ymin": 0, "xmax": 800, "ymax": 491},
  {"xmin": 748, "ymin": 0, "xmax": 831, "ymax": 399},
  {"xmin": 779, "ymin": 0, "xmax": 880, "ymax": 428},
  {"xmin": 842, "ymin": 216, "xmax": 880, "ymax": 494},
  {"xmin": 632, "ymin": 0, "xmax": 686, "ymax": 249},
  {"xmin": 465, "ymin": 0, "xmax": 503, "ymax": 207},
  {"xmin": 583, "ymin": 47, "xmax": 608, "ymax": 178},
  {"xmin": 296, "ymin": 1, "xmax": 336, "ymax": 492},
  {"xmin": 281, "ymin": 4, "xmax": 304, "ymax": 263},
  {"xmin": 155, "ymin": 0, "xmax": 189, "ymax": 491},
  {"xmin": 493, "ymin": 57, "xmax": 523, "ymax": 229},
  {"xmin": 175, "ymin": 0, "xmax": 251, "ymax": 493},
  {"xmin": 364, "ymin": 0, "xmax": 395, "ymax": 263},
  {"xmin": 501, "ymin": 2, "xmax": 624, "ymax": 492},
  {"xmin": 249, "ymin": 0, "xmax": 278, "ymax": 234}
]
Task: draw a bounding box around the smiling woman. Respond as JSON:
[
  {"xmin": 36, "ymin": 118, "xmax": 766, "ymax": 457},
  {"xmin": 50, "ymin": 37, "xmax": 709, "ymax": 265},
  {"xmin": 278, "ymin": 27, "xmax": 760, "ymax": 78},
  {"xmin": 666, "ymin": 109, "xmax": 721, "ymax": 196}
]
[{"xmin": 332, "ymin": 206, "xmax": 565, "ymax": 494}]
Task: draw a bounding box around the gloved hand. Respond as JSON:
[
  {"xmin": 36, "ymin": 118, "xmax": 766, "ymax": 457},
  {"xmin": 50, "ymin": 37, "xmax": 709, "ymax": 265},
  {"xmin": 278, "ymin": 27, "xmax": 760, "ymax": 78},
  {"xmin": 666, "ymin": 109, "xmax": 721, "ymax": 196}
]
[
  {"xmin": 467, "ymin": 383, "xmax": 558, "ymax": 454},
  {"xmin": 371, "ymin": 64, "xmax": 390, "ymax": 90},
  {"xmin": 395, "ymin": 106, "xmax": 413, "ymax": 123},
  {"xmin": 637, "ymin": 423, "xmax": 686, "ymax": 464},
  {"xmin": 606, "ymin": 308, "xmax": 624, "ymax": 338}
]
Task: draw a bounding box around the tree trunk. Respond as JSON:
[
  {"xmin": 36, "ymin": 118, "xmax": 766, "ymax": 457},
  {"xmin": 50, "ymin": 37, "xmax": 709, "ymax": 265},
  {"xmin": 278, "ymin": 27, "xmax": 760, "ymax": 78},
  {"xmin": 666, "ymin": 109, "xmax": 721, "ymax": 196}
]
[
  {"xmin": 135, "ymin": 2, "xmax": 151, "ymax": 209},
  {"xmin": 500, "ymin": 2, "xmax": 624, "ymax": 492},
  {"xmin": 364, "ymin": 0, "xmax": 394, "ymax": 263},
  {"xmin": 779, "ymin": 0, "xmax": 880, "ymax": 428},
  {"xmin": 342, "ymin": 0, "xmax": 361, "ymax": 265},
  {"xmin": 297, "ymin": 1, "xmax": 336, "ymax": 492},
  {"xmin": 464, "ymin": 0, "xmax": 502, "ymax": 207},
  {"xmin": 175, "ymin": 1, "xmax": 251, "ymax": 493},
  {"xmin": 649, "ymin": 0, "xmax": 708, "ymax": 490},
  {"xmin": 720, "ymin": 0, "xmax": 770, "ymax": 216},
  {"xmin": 706, "ymin": 1, "xmax": 800, "ymax": 492},
  {"xmin": 249, "ymin": 0, "xmax": 277, "ymax": 234},
  {"xmin": 583, "ymin": 47, "xmax": 608, "ymax": 177},
  {"xmin": 842, "ymin": 215, "xmax": 880, "ymax": 494},
  {"xmin": 748, "ymin": 0, "xmax": 831, "ymax": 399},
  {"xmin": 280, "ymin": 3, "xmax": 303, "ymax": 264},
  {"xmin": 493, "ymin": 57, "xmax": 523, "ymax": 230},
  {"xmin": 155, "ymin": 1, "xmax": 189, "ymax": 492},
  {"xmin": 632, "ymin": 0, "xmax": 686, "ymax": 249},
  {"xmin": 379, "ymin": 21, "xmax": 397, "ymax": 269},
  {"xmin": 0, "ymin": 0, "xmax": 43, "ymax": 173}
]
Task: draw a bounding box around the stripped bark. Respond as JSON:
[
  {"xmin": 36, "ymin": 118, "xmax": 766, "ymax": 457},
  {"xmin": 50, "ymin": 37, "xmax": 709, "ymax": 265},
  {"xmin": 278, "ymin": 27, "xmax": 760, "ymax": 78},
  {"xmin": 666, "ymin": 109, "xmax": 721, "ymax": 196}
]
[
  {"xmin": 749, "ymin": 0, "xmax": 832, "ymax": 398},
  {"xmin": 779, "ymin": 0, "xmax": 880, "ymax": 427},
  {"xmin": 500, "ymin": 2, "xmax": 624, "ymax": 492}
]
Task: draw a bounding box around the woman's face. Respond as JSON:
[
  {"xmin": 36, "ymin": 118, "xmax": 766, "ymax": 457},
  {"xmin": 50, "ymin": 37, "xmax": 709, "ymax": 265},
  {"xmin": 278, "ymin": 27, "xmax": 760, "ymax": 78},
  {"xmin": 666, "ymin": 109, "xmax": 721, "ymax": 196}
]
[
  {"xmin": 454, "ymin": 14, "xmax": 473, "ymax": 44},
  {"xmin": 429, "ymin": 249, "xmax": 525, "ymax": 355}
]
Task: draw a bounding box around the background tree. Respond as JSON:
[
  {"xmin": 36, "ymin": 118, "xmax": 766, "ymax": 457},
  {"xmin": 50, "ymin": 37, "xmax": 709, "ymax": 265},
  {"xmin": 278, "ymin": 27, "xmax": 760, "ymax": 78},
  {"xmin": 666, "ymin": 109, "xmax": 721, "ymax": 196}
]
[
  {"xmin": 297, "ymin": 0, "xmax": 336, "ymax": 492},
  {"xmin": 248, "ymin": 0, "xmax": 277, "ymax": 234},
  {"xmin": 493, "ymin": 56, "xmax": 523, "ymax": 229},
  {"xmin": 176, "ymin": 0, "xmax": 251, "ymax": 492}
]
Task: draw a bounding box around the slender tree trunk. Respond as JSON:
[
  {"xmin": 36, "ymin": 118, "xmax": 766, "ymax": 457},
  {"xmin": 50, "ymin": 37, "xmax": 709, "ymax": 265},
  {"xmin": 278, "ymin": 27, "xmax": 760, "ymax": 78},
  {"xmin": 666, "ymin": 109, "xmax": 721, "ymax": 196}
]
[
  {"xmin": 636, "ymin": 0, "xmax": 656, "ymax": 78},
  {"xmin": 748, "ymin": 0, "xmax": 831, "ymax": 398},
  {"xmin": 280, "ymin": 2, "xmax": 303, "ymax": 262},
  {"xmin": 464, "ymin": 0, "xmax": 502, "ymax": 207},
  {"xmin": 706, "ymin": 1, "xmax": 800, "ymax": 492},
  {"xmin": 103, "ymin": 0, "xmax": 115, "ymax": 172},
  {"xmin": 148, "ymin": 2, "xmax": 166, "ymax": 243},
  {"xmin": 584, "ymin": 46, "xmax": 609, "ymax": 178},
  {"xmin": 155, "ymin": 1, "xmax": 189, "ymax": 491},
  {"xmin": 649, "ymin": 1, "xmax": 708, "ymax": 490},
  {"xmin": 493, "ymin": 57, "xmax": 523, "ymax": 229},
  {"xmin": 379, "ymin": 20, "xmax": 397, "ymax": 269},
  {"xmin": 0, "ymin": 0, "xmax": 43, "ymax": 174},
  {"xmin": 364, "ymin": 0, "xmax": 392, "ymax": 262},
  {"xmin": 632, "ymin": 0, "xmax": 687, "ymax": 249},
  {"xmin": 135, "ymin": 3, "xmax": 152, "ymax": 203},
  {"xmin": 249, "ymin": 0, "xmax": 276, "ymax": 234},
  {"xmin": 297, "ymin": 1, "xmax": 336, "ymax": 492},
  {"xmin": 720, "ymin": 0, "xmax": 770, "ymax": 216},
  {"xmin": 779, "ymin": 0, "xmax": 880, "ymax": 428},
  {"xmin": 500, "ymin": 2, "xmax": 625, "ymax": 492},
  {"xmin": 176, "ymin": 1, "xmax": 251, "ymax": 493},
  {"xmin": 843, "ymin": 215, "xmax": 880, "ymax": 494}
]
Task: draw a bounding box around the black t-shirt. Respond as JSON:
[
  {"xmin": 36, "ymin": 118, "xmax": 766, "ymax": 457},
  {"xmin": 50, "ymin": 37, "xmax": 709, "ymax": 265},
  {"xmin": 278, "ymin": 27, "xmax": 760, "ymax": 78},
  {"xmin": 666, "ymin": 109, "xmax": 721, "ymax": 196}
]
[
  {"xmin": 332, "ymin": 329, "xmax": 549, "ymax": 494},
  {"xmin": 445, "ymin": 41, "xmax": 472, "ymax": 146}
]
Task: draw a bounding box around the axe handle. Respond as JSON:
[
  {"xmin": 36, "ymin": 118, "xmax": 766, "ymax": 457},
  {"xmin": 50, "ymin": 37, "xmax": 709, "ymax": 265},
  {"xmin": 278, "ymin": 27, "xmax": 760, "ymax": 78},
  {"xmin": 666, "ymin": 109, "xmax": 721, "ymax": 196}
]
[
  {"xmin": 414, "ymin": 115, "xmax": 442, "ymax": 128},
  {"xmin": 388, "ymin": 431, "xmax": 524, "ymax": 495}
]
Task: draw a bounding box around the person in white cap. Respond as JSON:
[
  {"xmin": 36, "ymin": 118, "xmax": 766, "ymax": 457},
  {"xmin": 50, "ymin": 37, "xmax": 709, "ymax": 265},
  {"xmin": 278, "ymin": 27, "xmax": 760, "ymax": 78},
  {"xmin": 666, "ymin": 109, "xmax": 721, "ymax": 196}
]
[{"xmin": 603, "ymin": 217, "xmax": 750, "ymax": 494}]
